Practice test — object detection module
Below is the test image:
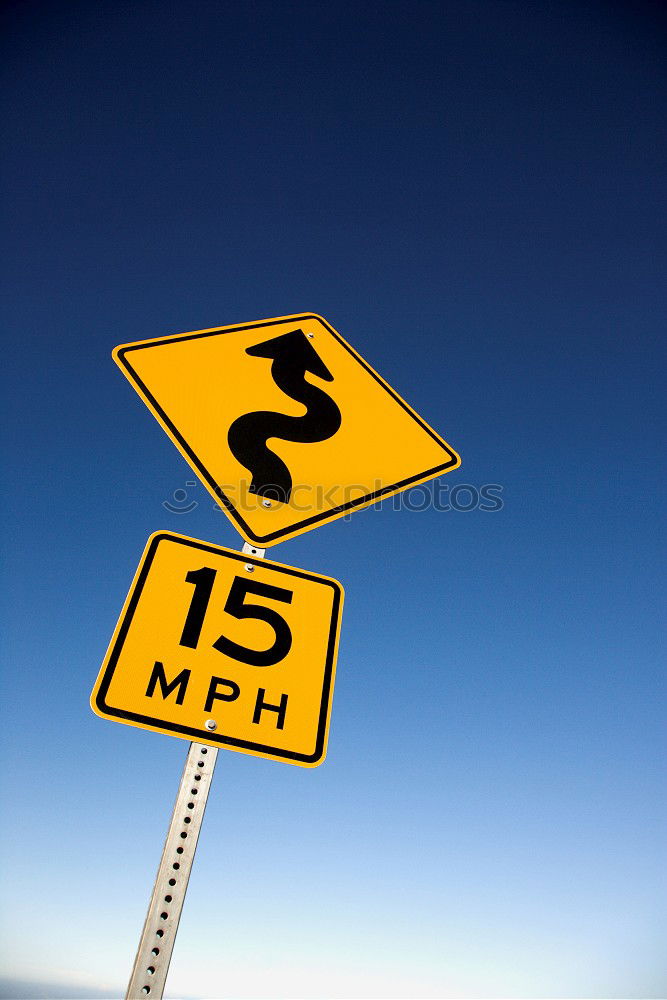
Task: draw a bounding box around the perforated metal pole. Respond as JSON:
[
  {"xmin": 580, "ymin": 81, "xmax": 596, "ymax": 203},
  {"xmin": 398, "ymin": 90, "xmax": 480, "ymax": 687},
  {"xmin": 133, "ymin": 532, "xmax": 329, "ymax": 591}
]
[
  {"xmin": 125, "ymin": 742, "xmax": 218, "ymax": 999},
  {"xmin": 125, "ymin": 543, "xmax": 265, "ymax": 1000}
]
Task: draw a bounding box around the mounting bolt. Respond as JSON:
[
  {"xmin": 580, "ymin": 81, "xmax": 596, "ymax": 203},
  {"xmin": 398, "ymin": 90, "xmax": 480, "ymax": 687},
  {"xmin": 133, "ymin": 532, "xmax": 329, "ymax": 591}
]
[
  {"xmin": 262, "ymin": 499, "xmax": 272, "ymax": 508},
  {"xmin": 245, "ymin": 563, "xmax": 254, "ymax": 572},
  {"xmin": 205, "ymin": 719, "xmax": 217, "ymax": 731},
  {"xmin": 307, "ymin": 332, "xmax": 314, "ymax": 338}
]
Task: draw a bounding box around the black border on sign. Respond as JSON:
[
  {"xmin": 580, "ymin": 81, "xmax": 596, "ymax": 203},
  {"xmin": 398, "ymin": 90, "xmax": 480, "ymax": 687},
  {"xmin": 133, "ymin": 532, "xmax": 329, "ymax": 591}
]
[
  {"xmin": 94, "ymin": 533, "xmax": 342, "ymax": 764},
  {"xmin": 114, "ymin": 314, "xmax": 459, "ymax": 544}
]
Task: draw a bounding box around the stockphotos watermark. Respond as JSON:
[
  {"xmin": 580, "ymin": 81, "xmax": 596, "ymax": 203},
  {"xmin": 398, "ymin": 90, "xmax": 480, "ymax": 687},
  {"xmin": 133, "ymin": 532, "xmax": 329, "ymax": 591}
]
[{"xmin": 162, "ymin": 480, "xmax": 504, "ymax": 516}]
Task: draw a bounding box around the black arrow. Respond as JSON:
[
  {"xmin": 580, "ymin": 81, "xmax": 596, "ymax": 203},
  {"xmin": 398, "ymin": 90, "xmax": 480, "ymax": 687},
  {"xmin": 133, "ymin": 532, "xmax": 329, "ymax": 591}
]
[{"xmin": 227, "ymin": 329, "xmax": 342, "ymax": 503}]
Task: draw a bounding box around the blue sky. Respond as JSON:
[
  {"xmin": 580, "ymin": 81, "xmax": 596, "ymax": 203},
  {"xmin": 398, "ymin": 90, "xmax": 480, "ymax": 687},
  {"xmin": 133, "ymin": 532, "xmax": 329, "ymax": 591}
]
[{"xmin": 1, "ymin": 1, "xmax": 665, "ymax": 997}]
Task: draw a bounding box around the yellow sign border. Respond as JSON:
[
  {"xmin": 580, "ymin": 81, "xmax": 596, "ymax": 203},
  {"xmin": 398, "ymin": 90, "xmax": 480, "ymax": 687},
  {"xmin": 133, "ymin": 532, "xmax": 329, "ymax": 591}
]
[
  {"xmin": 90, "ymin": 531, "xmax": 344, "ymax": 767},
  {"xmin": 113, "ymin": 313, "xmax": 460, "ymax": 546}
]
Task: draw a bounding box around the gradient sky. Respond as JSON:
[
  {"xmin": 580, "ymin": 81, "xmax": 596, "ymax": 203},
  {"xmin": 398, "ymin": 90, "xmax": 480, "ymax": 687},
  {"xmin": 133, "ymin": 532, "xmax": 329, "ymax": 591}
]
[{"xmin": 1, "ymin": 2, "xmax": 666, "ymax": 998}]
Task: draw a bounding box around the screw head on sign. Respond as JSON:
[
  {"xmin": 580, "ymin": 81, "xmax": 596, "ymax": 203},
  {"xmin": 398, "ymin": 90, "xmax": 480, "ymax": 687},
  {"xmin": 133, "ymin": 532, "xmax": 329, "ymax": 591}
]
[
  {"xmin": 307, "ymin": 332, "xmax": 314, "ymax": 338},
  {"xmin": 245, "ymin": 563, "xmax": 254, "ymax": 572},
  {"xmin": 205, "ymin": 719, "xmax": 217, "ymax": 731},
  {"xmin": 262, "ymin": 498, "xmax": 272, "ymax": 508}
]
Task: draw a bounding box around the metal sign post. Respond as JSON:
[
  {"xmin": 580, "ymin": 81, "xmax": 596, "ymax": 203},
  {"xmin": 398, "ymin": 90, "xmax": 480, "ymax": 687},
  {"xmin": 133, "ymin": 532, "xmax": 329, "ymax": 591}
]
[
  {"xmin": 125, "ymin": 741, "xmax": 217, "ymax": 999},
  {"xmin": 125, "ymin": 543, "xmax": 264, "ymax": 1000}
]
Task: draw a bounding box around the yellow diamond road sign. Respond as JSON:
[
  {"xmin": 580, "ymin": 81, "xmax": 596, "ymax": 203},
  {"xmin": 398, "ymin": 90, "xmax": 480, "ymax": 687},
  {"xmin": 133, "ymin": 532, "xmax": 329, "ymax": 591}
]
[
  {"xmin": 113, "ymin": 313, "xmax": 460, "ymax": 547},
  {"xmin": 91, "ymin": 532, "xmax": 344, "ymax": 767}
]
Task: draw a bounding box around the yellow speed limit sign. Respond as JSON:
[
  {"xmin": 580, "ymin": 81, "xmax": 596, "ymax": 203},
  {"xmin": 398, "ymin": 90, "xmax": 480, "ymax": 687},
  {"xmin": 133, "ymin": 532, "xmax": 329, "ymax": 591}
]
[
  {"xmin": 91, "ymin": 532, "xmax": 344, "ymax": 767},
  {"xmin": 113, "ymin": 313, "xmax": 460, "ymax": 546}
]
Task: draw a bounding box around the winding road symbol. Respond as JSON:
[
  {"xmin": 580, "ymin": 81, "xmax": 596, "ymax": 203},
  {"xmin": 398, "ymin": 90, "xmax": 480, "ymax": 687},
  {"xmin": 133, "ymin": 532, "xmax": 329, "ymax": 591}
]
[
  {"xmin": 227, "ymin": 329, "xmax": 342, "ymax": 503},
  {"xmin": 113, "ymin": 312, "xmax": 460, "ymax": 545}
]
